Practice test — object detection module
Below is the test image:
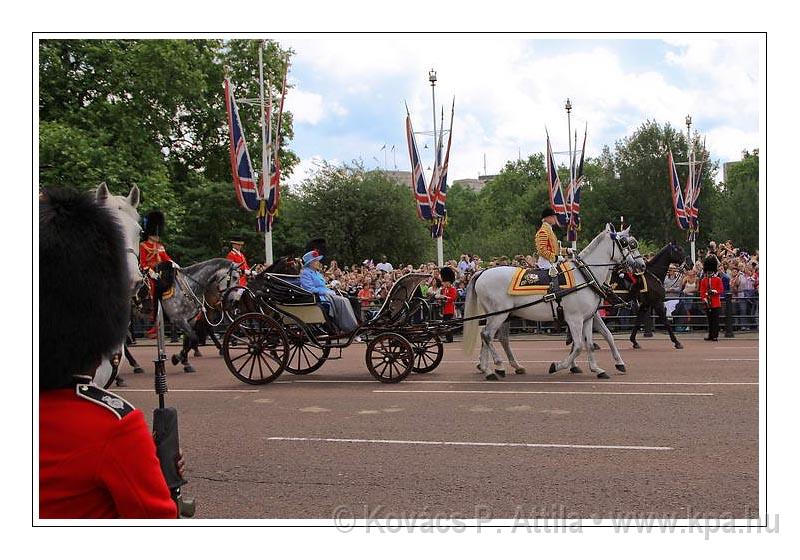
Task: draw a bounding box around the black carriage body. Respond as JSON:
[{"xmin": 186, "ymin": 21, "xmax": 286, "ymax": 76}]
[{"xmin": 221, "ymin": 272, "xmax": 446, "ymax": 384}]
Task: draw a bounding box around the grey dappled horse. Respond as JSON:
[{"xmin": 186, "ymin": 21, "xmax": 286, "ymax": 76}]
[
  {"xmin": 159, "ymin": 258, "xmax": 242, "ymax": 372},
  {"xmin": 92, "ymin": 183, "xmax": 145, "ymax": 387},
  {"xmin": 462, "ymin": 224, "xmax": 646, "ymax": 380}
]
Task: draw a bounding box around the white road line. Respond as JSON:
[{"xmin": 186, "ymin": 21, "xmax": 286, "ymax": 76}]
[
  {"xmin": 266, "ymin": 436, "xmax": 673, "ymax": 452},
  {"xmin": 280, "ymin": 379, "xmax": 755, "ymax": 386},
  {"xmin": 715, "ymin": 347, "xmax": 758, "ymax": 349},
  {"xmin": 113, "ymin": 389, "xmax": 260, "ymax": 393},
  {"xmin": 704, "ymin": 358, "xmax": 759, "ymax": 361},
  {"xmin": 373, "ymin": 389, "xmax": 714, "ymax": 397}
]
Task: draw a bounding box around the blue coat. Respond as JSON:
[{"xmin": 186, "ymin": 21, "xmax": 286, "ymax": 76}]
[{"xmin": 300, "ymin": 267, "xmax": 333, "ymax": 303}]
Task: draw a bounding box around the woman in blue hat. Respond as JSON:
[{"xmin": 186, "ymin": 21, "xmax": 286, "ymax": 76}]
[{"xmin": 300, "ymin": 249, "xmax": 360, "ymax": 334}]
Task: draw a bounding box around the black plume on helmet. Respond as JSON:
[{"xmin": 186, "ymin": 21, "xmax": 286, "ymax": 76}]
[
  {"xmin": 440, "ymin": 266, "xmax": 456, "ymax": 283},
  {"xmin": 40, "ymin": 187, "xmax": 131, "ymax": 389}
]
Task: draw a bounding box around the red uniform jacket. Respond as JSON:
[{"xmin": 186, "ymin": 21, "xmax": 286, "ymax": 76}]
[
  {"xmin": 139, "ymin": 239, "xmax": 172, "ymax": 271},
  {"xmin": 39, "ymin": 386, "xmax": 177, "ymax": 519},
  {"xmin": 225, "ymin": 248, "xmax": 250, "ymax": 287},
  {"xmin": 440, "ymin": 285, "xmax": 458, "ymax": 316},
  {"xmin": 699, "ymin": 275, "xmax": 724, "ymax": 309}
]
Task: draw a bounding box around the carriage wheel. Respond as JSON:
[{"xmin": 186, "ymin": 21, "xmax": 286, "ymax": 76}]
[
  {"xmin": 410, "ymin": 334, "xmax": 444, "ymax": 374},
  {"xmin": 284, "ymin": 327, "xmax": 331, "ymax": 375},
  {"xmin": 222, "ymin": 313, "xmax": 288, "ymax": 385},
  {"xmin": 365, "ymin": 333, "xmax": 414, "ymax": 383}
]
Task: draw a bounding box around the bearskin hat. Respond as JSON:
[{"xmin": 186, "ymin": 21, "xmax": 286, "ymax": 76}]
[
  {"xmin": 440, "ymin": 266, "xmax": 456, "ymax": 283},
  {"xmin": 40, "ymin": 188, "xmax": 131, "ymax": 389},
  {"xmin": 703, "ymin": 255, "xmax": 719, "ymax": 275},
  {"xmin": 143, "ymin": 209, "xmax": 165, "ymax": 238},
  {"xmin": 541, "ymin": 207, "xmax": 556, "ymax": 219}
]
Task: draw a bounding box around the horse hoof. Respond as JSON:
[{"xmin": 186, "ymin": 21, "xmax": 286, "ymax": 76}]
[
  {"xmin": 592, "ymin": 343, "xmax": 601, "ymax": 351},
  {"xmin": 615, "ymin": 364, "xmax": 626, "ymax": 373},
  {"xmin": 631, "ymin": 342, "xmax": 641, "ymax": 349},
  {"xmin": 548, "ymin": 363, "xmax": 557, "ymax": 374},
  {"xmin": 193, "ymin": 350, "xmax": 203, "ymax": 358},
  {"xmin": 597, "ymin": 372, "xmax": 610, "ymax": 379},
  {"xmin": 494, "ymin": 369, "xmax": 506, "ymax": 378},
  {"xmin": 674, "ymin": 342, "xmax": 684, "ymax": 349},
  {"xmin": 171, "ymin": 355, "xmax": 180, "ymax": 365},
  {"xmin": 184, "ymin": 365, "xmax": 196, "ymax": 373},
  {"xmin": 133, "ymin": 367, "xmax": 144, "ymax": 374},
  {"xmin": 515, "ymin": 368, "xmax": 526, "ymax": 375},
  {"xmin": 115, "ymin": 378, "xmax": 127, "ymax": 387},
  {"xmin": 643, "ymin": 333, "xmax": 653, "ymax": 338},
  {"xmin": 570, "ymin": 366, "xmax": 583, "ymax": 374},
  {"xmin": 486, "ymin": 373, "xmax": 499, "ymax": 381}
]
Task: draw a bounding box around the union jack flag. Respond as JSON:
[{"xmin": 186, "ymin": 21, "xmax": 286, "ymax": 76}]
[
  {"xmin": 406, "ymin": 113, "xmax": 433, "ymax": 221},
  {"xmin": 668, "ymin": 150, "xmax": 689, "ymax": 230},
  {"xmin": 546, "ymin": 134, "xmax": 569, "ymax": 226},
  {"xmin": 224, "ymin": 78, "xmax": 260, "ymax": 212},
  {"xmin": 684, "ymin": 141, "xmax": 704, "ymax": 231},
  {"xmin": 431, "ymin": 101, "xmax": 454, "ymax": 227},
  {"xmin": 567, "ymin": 127, "xmax": 587, "ymax": 242}
]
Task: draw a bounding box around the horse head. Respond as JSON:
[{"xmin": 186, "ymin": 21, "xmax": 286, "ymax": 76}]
[
  {"xmin": 607, "ymin": 224, "xmax": 646, "ymax": 274},
  {"xmin": 95, "ymin": 182, "xmax": 143, "ymax": 294},
  {"xmin": 668, "ymin": 240, "xmax": 686, "ymax": 267}
]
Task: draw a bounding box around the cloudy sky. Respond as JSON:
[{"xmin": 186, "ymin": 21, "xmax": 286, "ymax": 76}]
[{"xmin": 272, "ymin": 34, "xmax": 763, "ymax": 186}]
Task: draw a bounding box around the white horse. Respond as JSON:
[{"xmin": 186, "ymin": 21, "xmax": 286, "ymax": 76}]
[
  {"xmin": 92, "ymin": 182, "xmax": 143, "ymax": 387},
  {"xmin": 463, "ymin": 224, "xmax": 645, "ymax": 380}
]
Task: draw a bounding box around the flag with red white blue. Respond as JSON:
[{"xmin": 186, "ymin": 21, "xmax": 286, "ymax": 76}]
[
  {"xmin": 547, "ymin": 134, "xmax": 569, "ymax": 227},
  {"xmin": 224, "ymin": 78, "xmax": 260, "ymax": 212},
  {"xmin": 668, "ymin": 150, "xmax": 689, "ymax": 230},
  {"xmin": 567, "ymin": 127, "xmax": 587, "ymax": 242},
  {"xmin": 406, "ymin": 113, "xmax": 433, "ymax": 221}
]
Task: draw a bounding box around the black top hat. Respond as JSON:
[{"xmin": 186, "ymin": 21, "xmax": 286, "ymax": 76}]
[
  {"xmin": 40, "ymin": 188, "xmax": 130, "ymax": 390},
  {"xmin": 305, "ymin": 238, "xmax": 327, "ymax": 255},
  {"xmin": 703, "ymin": 255, "xmax": 719, "ymax": 274},
  {"xmin": 230, "ymin": 238, "xmax": 245, "ymax": 245},
  {"xmin": 143, "ymin": 210, "xmax": 165, "ymax": 238},
  {"xmin": 541, "ymin": 207, "xmax": 557, "ymax": 219}
]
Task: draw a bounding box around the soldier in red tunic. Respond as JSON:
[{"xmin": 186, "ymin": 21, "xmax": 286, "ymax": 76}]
[
  {"xmin": 39, "ymin": 188, "xmax": 178, "ymax": 519},
  {"xmin": 699, "ymin": 256, "xmax": 725, "ymax": 341},
  {"xmin": 437, "ymin": 266, "xmax": 459, "ymax": 342},
  {"xmin": 139, "ymin": 210, "xmax": 172, "ymax": 338},
  {"xmin": 225, "ymin": 238, "xmax": 251, "ymax": 287}
]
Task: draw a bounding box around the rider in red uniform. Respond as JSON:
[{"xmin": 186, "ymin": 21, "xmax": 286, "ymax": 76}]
[
  {"xmin": 225, "ymin": 238, "xmax": 251, "ymax": 287},
  {"xmin": 139, "ymin": 211, "xmax": 172, "ymax": 338}
]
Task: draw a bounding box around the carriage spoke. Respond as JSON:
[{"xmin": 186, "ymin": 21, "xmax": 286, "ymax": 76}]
[
  {"xmin": 235, "ymin": 352, "xmax": 254, "ymax": 376},
  {"xmin": 247, "ymin": 352, "xmax": 257, "ymax": 380},
  {"xmin": 228, "ymin": 350, "xmax": 251, "ymax": 363}
]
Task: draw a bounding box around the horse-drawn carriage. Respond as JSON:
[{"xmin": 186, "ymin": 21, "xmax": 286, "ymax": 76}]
[{"xmin": 221, "ymin": 272, "xmax": 454, "ymax": 384}]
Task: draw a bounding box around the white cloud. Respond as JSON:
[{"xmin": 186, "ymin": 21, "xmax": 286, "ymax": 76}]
[
  {"xmin": 272, "ymin": 35, "xmax": 761, "ymax": 182},
  {"xmin": 285, "ymin": 87, "xmax": 349, "ymax": 125}
]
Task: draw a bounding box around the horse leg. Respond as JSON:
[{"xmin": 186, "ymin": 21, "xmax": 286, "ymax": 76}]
[
  {"xmin": 498, "ymin": 322, "xmax": 526, "ymax": 374},
  {"xmin": 585, "ymin": 319, "xmax": 608, "ymax": 378},
  {"xmin": 594, "ymin": 314, "xmax": 626, "ymax": 373},
  {"xmin": 481, "ymin": 314, "xmax": 509, "ymax": 380},
  {"xmin": 124, "ymin": 344, "xmax": 145, "ymax": 374},
  {"xmin": 658, "ymin": 302, "xmax": 683, "ymax": 349},
  {"xmin": 208, "ymin": 328, "xmax": 223, "ymax": 355},
  {"xmin": 630, "ymin": 303, "xmax": 646, "ymax": 349},
  {"xmin": 550, "ymin": 316, "xmax": 585, "ymax": 374},
  {"xmin": 170, "ymin": 318, "xmax": 198, "ymax": 373}
]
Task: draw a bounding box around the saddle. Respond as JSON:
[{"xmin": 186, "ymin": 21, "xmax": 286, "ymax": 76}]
[
  {"xmin": 154, "ymin": 262, "xmax": 176, "ymax": 300},
  {"xmin": 609, "ymin": 268, "xmax": 648, "ymax": 295},
  {"xmin": 507, "ymin": 262, "xmax": 577, "ymax": 296}
]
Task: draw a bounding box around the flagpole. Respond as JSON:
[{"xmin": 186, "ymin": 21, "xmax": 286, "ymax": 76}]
[
  {"xmin": 429, "ymin": 69, "xmax": 443, "ymax": 267},
  {"xmin": 565, "ymin": 98, "xmax": 576, "ymax": 251},
  {"xmin": 258, "ymin": 42, "xmax": 274, "ymax": 266},
  {"xmin": 686, "ymin": 114, "xmax": 695, "ymax": 264}
]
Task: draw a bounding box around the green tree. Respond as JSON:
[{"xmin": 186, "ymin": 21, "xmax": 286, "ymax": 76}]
[
  {"xmin": 707, "ymin": 150, "xmax": 759, "ymax": 252},
  {"xmin": 293, "ymin": 164, "xmax": 432, "ymax": 266}
]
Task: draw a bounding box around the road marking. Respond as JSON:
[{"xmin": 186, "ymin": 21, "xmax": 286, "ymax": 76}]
[
  {"xmin": 113, "ymin": 389, "xmax": 260, "ymax": 393},
  {"xmin": 705, "ymin": 358, "xmax": 759, "ymax": 362},
  {"xmin": 715, "ymin": 346, "xmax": 758, "ymax": 349},
  {"xmin": 276, "ymin": 380, "xmax": 755, "ymax": 386},
  {"xmin": 298, "ymin": 406, "xmax": 331, "ymax": 413},
  {"xmin": 266, "ymin": 436, "xmax": 673, "ymax": 452},
  {"xmin": 373, "ymin": 389, "xmax": 714, "ymax": 397}
]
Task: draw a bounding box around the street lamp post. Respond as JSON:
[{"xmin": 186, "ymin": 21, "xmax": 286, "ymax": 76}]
[
  {"xmin": 686, "ymin": 114, "xmax": 695, "ymax": 263},
  {"xmin": 429, "ymin": 69, "xmax": 443, "ymax": 267},
  {"xmin": 565, "ymin": 98, "xmax": 576, "ymax": 250}
]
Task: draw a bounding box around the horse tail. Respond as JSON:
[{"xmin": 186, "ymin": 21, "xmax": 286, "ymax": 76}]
[{"xmin": 462, "ymin": 271, "xmax": 486, "ymax": 357}]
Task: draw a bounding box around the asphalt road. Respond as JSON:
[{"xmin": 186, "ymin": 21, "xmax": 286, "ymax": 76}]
[{"xmin": 114, "ymin": 333, "xmax": 759, "ymax": 520}]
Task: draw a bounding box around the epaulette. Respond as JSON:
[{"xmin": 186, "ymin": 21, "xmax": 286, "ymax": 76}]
[{"xmin": 75, "ymin": 384, "xmax": 135, "ymax": 420}]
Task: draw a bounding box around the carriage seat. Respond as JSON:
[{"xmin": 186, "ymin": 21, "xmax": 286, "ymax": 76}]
[{"xmin": 254, "ymin": 273, "xmax": 328, "ymax": 325}]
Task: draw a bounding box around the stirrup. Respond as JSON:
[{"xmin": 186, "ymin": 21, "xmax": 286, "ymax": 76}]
[{"xmin": 543, "ymin": 292, "xmax": 558, "ymax": 303}]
